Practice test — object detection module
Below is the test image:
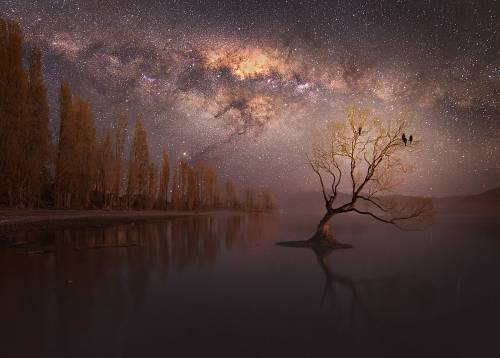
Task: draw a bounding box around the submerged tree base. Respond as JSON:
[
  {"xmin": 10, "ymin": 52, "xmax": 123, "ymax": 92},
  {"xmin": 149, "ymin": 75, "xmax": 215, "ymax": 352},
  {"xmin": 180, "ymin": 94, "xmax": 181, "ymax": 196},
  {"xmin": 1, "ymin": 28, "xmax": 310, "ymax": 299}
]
[{"xmin": 277, "ymin": 234, "xmax": 353, "ymax": 251}]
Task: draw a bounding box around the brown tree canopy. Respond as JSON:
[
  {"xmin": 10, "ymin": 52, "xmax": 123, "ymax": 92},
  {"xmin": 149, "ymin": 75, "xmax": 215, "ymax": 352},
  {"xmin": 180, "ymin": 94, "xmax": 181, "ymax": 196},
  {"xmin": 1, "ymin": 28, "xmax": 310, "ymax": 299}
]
[
  {"xmin": 158, "ymin": 149, "xmax": 170, "ymax": 209},
  {"xmin": 127, "ymin": 117, "xmax": 150, "ymax": 208},
  {"xmin": 0, "ymin": 20, "xmax": 51, "ymax": 207}
]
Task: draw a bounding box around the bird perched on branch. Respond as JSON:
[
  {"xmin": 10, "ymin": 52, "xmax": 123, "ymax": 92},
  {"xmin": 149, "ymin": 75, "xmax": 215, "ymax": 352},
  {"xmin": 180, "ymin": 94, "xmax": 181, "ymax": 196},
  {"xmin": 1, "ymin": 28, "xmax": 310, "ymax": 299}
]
[
  {"xmin": 358, "ymin": 127, "xmax": 362, "ymax": 135},
  {"xmin": 402, "ymin": 133, "xmax": 407, "ymax": 146},
  {"xmin": 409, "ymin": 135, "xmax": 413, "ymax": 144}
]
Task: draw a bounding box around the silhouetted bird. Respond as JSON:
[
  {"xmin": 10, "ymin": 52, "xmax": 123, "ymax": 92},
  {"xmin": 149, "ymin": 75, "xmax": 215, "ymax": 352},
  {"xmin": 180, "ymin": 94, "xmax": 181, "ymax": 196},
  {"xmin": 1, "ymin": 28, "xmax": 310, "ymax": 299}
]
[
  {"xmin": 409, "ymin": 135, "xmax": 413, "ymax": 144},
  {"xmin": 358, "ymin": 127, "xmax": 362, "ymax": 135},
  {"xmin": 402, "ymin": 133, "xmax": 407, "ymax": 146}
]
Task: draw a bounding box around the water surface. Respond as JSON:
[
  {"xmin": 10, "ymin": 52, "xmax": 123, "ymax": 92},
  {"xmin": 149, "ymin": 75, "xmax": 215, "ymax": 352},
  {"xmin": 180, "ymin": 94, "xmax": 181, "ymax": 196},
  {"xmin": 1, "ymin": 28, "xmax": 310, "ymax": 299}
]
[{"xmin": 1, "ymin": 213, "xmax": 499, "ymax": 357}]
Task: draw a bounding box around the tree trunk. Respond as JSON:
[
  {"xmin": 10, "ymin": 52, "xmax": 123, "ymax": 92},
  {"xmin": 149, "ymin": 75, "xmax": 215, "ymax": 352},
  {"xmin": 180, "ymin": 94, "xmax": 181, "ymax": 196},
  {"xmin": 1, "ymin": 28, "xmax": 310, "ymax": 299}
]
[
  {"xmin": 7, "ymin": 188, "xmax": 13, "ymax": 207},
  {"xmin": 311, "ymin": 210, "xmax": 335, "ymax": 242}
]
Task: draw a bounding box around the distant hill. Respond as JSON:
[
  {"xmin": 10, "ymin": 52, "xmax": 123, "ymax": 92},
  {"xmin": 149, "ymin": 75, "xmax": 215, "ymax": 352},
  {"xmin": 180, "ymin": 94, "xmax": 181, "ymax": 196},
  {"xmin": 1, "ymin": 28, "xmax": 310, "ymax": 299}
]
[
  {"xmin": 431, "ymin": 187, "xmax": 500, "ymax": 215},
  {"xmin": 276, "ymin": 187, "xmax": 500, "ymax": 216}
]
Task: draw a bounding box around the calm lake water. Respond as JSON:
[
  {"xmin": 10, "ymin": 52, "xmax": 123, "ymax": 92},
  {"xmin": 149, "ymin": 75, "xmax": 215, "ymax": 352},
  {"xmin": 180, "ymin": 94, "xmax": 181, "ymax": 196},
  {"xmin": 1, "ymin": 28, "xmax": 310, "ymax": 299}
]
[{"xmin": 1, "ymin": 213, "xmax": 499, "ymax": 357}]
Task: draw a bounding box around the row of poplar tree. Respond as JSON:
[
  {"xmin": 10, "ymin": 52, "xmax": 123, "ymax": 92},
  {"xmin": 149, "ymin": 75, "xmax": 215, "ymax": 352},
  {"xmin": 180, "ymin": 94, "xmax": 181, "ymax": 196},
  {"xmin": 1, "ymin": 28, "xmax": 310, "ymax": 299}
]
[{"xmin": 0, "ymin": 19, "xmax": 275, "ymax": 211}]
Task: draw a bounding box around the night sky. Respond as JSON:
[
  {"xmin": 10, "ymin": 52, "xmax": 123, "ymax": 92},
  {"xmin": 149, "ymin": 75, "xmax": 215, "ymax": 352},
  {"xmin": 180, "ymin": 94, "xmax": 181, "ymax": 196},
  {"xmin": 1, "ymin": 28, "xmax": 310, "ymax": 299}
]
[{"xmin": 2, "ymin": 0, "xmax": 499, "ymax": 196}]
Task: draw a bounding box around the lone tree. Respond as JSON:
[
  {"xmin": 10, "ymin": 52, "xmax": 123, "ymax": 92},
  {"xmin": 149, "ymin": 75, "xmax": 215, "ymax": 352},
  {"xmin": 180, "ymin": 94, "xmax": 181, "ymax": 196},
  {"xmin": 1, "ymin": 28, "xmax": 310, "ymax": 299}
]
[{"xmin": 307, "ymin": 106, "xmax": 430, "ymax": 244}]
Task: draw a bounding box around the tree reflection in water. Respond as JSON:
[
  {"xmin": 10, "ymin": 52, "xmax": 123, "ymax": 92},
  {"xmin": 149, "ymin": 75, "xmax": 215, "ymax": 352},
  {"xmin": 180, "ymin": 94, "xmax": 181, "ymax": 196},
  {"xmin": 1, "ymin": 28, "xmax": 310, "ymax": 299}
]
[
  {"xmin": 0, "ymin": 214, "xmax": 440, "ymax": 357},
  {"xmin": 0, "ymin": 214, "xmax": 277, "ymax": 344},
  {"xmin": 277, "ymin": 238, "xmax": 434, "ymax": 329}
]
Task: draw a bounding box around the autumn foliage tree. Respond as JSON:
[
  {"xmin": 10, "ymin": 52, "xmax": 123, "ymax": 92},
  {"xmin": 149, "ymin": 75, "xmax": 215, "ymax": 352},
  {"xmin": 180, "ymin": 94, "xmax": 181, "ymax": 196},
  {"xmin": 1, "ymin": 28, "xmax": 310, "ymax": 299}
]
[
  {"xmin": 26, "ymin": 48, "xmax": 50, "ymax": 207},
  {"xmin": 74, "ymin": 97, "xmax": 97, "ymax": 208},
  {"xmin": 127, "ymin": 117, "xmax": 156, "ymax": 209},
  {"xmin": 168, "ymin": 160, "xmax": 275, "ymax": 212},
  {"xmin": 224, "ymin": 180, "xmax": 240, "ymax": 209},
  {"xmin": 307, "ymin": 106, "xmax": 431, "ymax": 243},
  {"xmin": 96, "ymin": 129, "xmax": 114, "ymax": 208},
  {"xmin": 171, "ymin": 166, "xmax": 180, "ymax": 210},
  {"xmin": 0, "ymin": 20, "xmax": 27, "ymax": 205},
  {"xmin": 259, "ymin": 189, "xmax": 275, "ymax": 212},
  {"xmin": 158, "ymin": 149, "xmax": 170, "ymax": 209},
  {"xmin": 111, "ymin": 108, "xmax": 128, "ymax": 207},
  {"xmin": 202, "ymin": 167, "xmax": 217, "ymax": 209},
  {"xmin": 55, "ymin": 87, "xmax": 97, "ymax": 209},
  {"xmin": 0, "ymin": 20, "xmax": 50, "ymax": 207},
  {"xmin": 55, "ymin": 83, "xmax": 75, "ymax": 208},
  {"xmin": 148, "ymin": 163, "xmax": 158, "ymax": 208}
]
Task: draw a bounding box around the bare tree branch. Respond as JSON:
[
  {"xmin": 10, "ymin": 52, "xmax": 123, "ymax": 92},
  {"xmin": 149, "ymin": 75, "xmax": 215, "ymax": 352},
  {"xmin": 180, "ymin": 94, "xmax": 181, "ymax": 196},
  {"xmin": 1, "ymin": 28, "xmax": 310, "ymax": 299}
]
[{"xmin": 307, "ymin": 105, "xmax": 429, "ymax": 239}]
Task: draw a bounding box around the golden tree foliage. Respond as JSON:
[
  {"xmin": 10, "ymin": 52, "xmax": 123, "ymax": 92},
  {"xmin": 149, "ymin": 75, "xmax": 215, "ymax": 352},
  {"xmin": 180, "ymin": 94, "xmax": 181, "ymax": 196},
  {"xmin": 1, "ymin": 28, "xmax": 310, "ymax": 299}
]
[
  {"xmin": 178, "ymin": 160, "xmax": 189, "ymax": 207},
  {"xmin": 112, "ymin": 108, "xmax": 128, "ymax": 206},
  {"xmin": 166, "ymin": 161, "xmax": 276, "ymax": 212},
  {"xmin": 0, "ymin": 20, "xmax": 51, "ymax": 207},
  {"xmin": 148, "ymin": 162, "xmax": 158, "ymax": 208},
  {"xmin": 127, "ymin": 117, "xmax": 150, "ymax": 208},
  {"xmin": 171, "ymin": 166, "xmax": 180, "ymax": 210},
  {"xmin": 259, "ymin": 189, "xmax": 276, "ymax": 211},
  {"xmin": 307, "ymin": 105, "xmax": 431, "ymax": 238},
  {"xmin": 186, "ymin": 167, "xmax": 197, "ymax": 210},
  {"xmin": 0, "ymin": 20, "xmax": 29, "ymax": 205},
  {"xmin": 74, "ymin": 97, "xmax": 97, "ymax": 208},
  {"xmin": 25, "ymin": 48, "xmax": 50, "ymax": 207},
  {"xmin": 96, "ymin": 129, "xmax": 114, "ymax": 207},
  {"xmin": 203, "ymin": 167, "xmax": 217, "ymax": 209},
  {"xmin": 224, "ymin": 180, "xmax": 239, "ymax": 209},
  {"xmin": 158, "ymin": 149, "xmax": 170, "ymax": 209},
  {"xmin": 55, "ymin": 83, "xmax": 75, "ymax": 208},
  {"xmin": 244, "ymin": 187, "xmax": 255, "ymax": 211},
  {"xmin": 54, "ymin": 87, "xmax": 97, "ymax": 208}
]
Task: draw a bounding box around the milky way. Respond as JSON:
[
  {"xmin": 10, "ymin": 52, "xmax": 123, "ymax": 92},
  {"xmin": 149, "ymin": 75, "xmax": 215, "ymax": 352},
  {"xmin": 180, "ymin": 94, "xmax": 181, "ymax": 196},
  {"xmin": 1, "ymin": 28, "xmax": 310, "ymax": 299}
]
[{"xmin": 2, "ymin": 0, "xmax": 499, "ymax": 195}]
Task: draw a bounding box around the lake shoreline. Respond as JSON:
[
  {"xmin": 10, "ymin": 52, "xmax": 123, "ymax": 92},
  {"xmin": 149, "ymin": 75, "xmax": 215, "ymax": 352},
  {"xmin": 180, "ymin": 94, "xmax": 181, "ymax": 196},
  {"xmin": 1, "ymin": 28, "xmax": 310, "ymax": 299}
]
[{"xmin": 0, "ymin": 209, "xmax": 244, "ymax": 239}]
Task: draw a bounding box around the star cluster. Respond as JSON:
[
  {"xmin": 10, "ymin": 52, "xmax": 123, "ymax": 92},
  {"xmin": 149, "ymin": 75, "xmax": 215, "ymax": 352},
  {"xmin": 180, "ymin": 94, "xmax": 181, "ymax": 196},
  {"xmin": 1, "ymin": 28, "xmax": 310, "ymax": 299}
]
[{"xmin": 2, "ymin": 0, "xmax": 499, "ymax": 195}]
